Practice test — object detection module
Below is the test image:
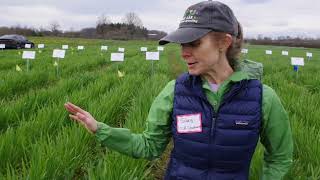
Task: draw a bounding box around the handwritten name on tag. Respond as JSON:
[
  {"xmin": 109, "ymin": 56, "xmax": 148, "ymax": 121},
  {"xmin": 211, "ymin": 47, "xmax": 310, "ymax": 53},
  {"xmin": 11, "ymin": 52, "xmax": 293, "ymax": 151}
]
[{"xmin": 177, "ymin": 113, "xmax": 202, "ymax": 133}]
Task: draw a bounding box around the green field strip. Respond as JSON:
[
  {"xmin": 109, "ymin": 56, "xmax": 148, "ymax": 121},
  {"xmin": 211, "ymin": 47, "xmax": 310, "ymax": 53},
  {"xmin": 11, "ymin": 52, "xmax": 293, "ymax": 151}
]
[{"xmin": 0, "ymin": 74, "xmax": 146, "ymax": 176}]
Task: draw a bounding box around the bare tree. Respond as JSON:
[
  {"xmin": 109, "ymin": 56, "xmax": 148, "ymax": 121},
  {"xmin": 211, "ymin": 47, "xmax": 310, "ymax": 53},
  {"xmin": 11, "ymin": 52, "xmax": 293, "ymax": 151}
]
[
  {"xmin": 96, "ymin": 14, "xmax": 111, "ymax": 26},
  {"xmin": 122, "ymin": 12, "xmax": 143, "ymax": 28},
  {"xmin": 96, "ymin": 14, "xmax": 111, "ymax": 38},
  {"xmin": 49, "ymin": 21, "xmax": 61, "ymax": 36}
]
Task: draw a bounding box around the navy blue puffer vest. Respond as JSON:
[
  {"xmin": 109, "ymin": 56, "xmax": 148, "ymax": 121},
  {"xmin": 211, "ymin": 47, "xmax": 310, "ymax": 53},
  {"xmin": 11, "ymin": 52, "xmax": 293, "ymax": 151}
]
[{"xmin": 165, "ymin": 73, "xmax": 262, "ymax": 180}]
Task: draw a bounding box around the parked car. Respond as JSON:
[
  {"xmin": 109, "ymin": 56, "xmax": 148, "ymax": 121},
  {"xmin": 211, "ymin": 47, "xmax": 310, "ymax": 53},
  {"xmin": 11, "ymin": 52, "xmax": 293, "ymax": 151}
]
[{"xmin": 0, "ymin": 34, "xmax": 34, "ymax": 49}]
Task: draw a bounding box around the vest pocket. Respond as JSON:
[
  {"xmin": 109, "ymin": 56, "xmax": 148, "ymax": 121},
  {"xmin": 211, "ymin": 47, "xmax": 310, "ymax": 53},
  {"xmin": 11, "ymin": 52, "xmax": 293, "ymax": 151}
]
[{"xmin": 215, "ymin": 128, "xmax": 258, "ymax": 146}]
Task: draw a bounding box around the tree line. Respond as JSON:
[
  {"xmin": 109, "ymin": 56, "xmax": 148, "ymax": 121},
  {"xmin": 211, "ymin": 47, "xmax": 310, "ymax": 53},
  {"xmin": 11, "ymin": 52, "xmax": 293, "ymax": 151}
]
[
  {"xmin": 246, "ymin": 35, "xmax": 320, "ymax": 48},
  {"xmin": 1, "ymin": 12, "xmax": 319, "ymax": 48},
  {"xmin": 0, "ymin": 12, "xmax": 167, "ymax": 41}
]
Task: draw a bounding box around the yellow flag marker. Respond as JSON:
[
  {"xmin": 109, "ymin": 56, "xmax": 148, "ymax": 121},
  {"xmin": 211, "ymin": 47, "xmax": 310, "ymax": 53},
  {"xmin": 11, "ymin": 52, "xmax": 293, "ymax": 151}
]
[
  {"xmin": 118, "ymin": 70, "xmax": 125, "ymax": 78},
  {"xmin": 16, "ymin": 65, "xmax": 22, "ymax": 72},
  {"xmin": 18, "ymin": 51, "xmax": 21, "ymax": 55},
  {"xmin": 54, "ymin": 61, "xmax": 58, "ymax": 67}
]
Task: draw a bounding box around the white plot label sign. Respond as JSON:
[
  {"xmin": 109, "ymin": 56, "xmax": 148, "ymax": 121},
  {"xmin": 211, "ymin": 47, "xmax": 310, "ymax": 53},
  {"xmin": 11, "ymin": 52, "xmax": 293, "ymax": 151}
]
[
  {"xmin": 0, "ymin": 44, "xmax": 5, "ymax": 49},
  {"xmin": 140, "ymin": 47, "xmax": 148, "ymax": 52},
  {"xmin": 22, "ymin": 51, "xmax": 36, "ymax": 59},
  {"xmin": 111, "ymin": 53, "xmax": 124, "ymax": 62},
  {"xmin": 101, "ymin": 46, "xmax": 108, "ymax": 51},
  {"xmin": 25, "ymin": 44, "xmax": 31, "ymax": 49},
  {"xmin": 157, "ymin": 46, "xmax": 164, "ymax": 51},
  {"xmin": 38, "ymin": 44, "xmax": 45, "ymax": 48},
  {"xmin": 291, "ymin": 57, "xmax": 304, "ymax": 66},
  {"xmin": 306, "ymin": 52, "xmax": 313, "ymax": 57},
  {"xmin": 77, "ymin": 46, "xmax": 84, "ymax": 50},
  {"xmin": 62, "ymin": 45, "xmax": 69, "ymax": 49},
  {"xmin": 265, "ymin": 50, "xmax": 272, "ymax": 55},
  {"xmin": 146, "ymin": 52, "xmax": 160, "ymax": 61},
  {"xmin": 241, "ymin": 49, "xmax": 248, "ymax": 54},
  {"xmin": 118, "ymin": 48, "xmax": 125, "ymax": 52},
  {"xmin": 282, "ymin": 51, "xmax": 288, "ymax": 56},
  {"xmin": 52, "ymin": 49, "xmax": 66, "ymax": 59}
]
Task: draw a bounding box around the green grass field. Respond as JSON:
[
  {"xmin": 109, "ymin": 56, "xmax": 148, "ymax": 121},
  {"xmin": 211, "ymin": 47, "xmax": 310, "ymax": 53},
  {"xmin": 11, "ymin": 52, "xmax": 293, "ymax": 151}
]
[{"xmin": 0, "ymin": 37, "xmax": 319, "ymax": 179}]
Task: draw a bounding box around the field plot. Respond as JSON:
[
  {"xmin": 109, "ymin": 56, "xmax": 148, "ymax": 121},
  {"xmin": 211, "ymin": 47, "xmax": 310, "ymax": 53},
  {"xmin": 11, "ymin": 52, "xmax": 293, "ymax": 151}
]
[{"xmin": 0, "ymin": 37, "xmax": 319, "ymax": 180}]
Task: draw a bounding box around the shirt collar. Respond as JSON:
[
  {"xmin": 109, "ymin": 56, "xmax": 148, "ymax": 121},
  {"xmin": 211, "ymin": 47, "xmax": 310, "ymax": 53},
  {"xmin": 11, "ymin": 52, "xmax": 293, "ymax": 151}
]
[{"xmin": 202, "ymin": 70, "xmax": 249, "ymax": 90}]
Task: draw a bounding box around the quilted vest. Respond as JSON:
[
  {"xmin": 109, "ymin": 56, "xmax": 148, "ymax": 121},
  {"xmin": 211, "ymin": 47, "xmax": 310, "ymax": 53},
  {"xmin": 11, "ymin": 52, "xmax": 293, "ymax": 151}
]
[{"xmin": 165, "ymin": 73, "xmax": 262, "ymax": 180}]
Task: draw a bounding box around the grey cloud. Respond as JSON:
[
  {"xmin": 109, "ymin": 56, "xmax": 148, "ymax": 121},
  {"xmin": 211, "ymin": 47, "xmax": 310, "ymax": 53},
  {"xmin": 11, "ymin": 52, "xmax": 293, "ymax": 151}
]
[
  {"xmin": 0, "ymin": 0, "xmax": 164, "ymax": 15},
  {"xmin": 272, "ymin": 21, "xmax": 289, "ymax": 27}
]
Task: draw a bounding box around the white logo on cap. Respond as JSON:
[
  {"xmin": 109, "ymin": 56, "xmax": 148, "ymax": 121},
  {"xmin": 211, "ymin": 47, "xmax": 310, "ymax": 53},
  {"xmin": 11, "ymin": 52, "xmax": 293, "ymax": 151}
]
[{"xmin": 181, "ymin": 9, "xmax": 199, "ymax": 23}]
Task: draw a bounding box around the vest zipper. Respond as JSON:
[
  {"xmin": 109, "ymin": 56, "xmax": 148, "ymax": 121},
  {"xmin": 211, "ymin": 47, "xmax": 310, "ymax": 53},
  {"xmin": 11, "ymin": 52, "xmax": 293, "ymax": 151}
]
[{"xmin": 211, "ymin": 116, "xmax": 216, "ymax": 136}]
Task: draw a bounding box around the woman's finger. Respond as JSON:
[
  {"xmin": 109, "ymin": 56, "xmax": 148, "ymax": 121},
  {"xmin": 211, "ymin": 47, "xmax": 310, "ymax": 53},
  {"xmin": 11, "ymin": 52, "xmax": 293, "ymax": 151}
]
[
  {"xmin": 64, "ymin": 103, "xmax": 77, "ymax": 114},
  {"xmin": 69, "ymin": 114, "xmax": 96, "ymax": 133},
  {"xmin": 64, "ymin": 103, "xmax": 87, "ymax": 117},
  {"xmin": 64, "ymin": 103, "xmax": 78, "ymax": 112},
  {"xmin": 66, "ymin": 102, "xmax": 87, "ymax": 114},
  {"xmin": 64, "ymin": 102, "xmax": 79, "ymax": 113},
  {"xmin": 69, "ymin": 114, "xmax": 87, "ymax": 126}
]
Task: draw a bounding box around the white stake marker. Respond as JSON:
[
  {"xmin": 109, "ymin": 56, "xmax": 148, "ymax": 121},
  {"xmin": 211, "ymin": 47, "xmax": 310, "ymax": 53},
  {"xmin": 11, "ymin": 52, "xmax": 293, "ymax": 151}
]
[
  {"xmin": 291, "ymin": 57, "xmax": 304, "ymax": 66},
  {"xmin": 38, "ymin": 44, "xmax": 45, "ymax": 49},
  {"xmin": 62, "ymin": 45, "xmax": 69, "ymax": 50},
  {"xmin": 146, "ymin": 52, "xmax": 160, "ymax": 60},
  {"xmin": 53, "ymin": 49, "xmax": 66, "ymax": 59},
  {"xmin": 241, "ymin": 49, "xmax": 248, "ymax": 54},
  {"xmin": 281, "ymin": 51, "xmax": 288, "ymax": 56},
  {"xmin": 157, "ymin": 46, "xmax": 164, "ymax": 51},
  {"xmin": 141, "ymin": 47, "xmax": 148, "ymax": 52},
  {"xmin": 22, "ymin": 51, "xmax": 36, "ymax": 59},
  {"xmin": 265, "ymin": 50, "xmax": 272, "ymax": 55},
  {"xmin": 25, "ymin": 44, "xmax": 32, "ymax": 49},
  {"xmin": 111, "ymin": 53, "xmax": 124, "ymax": 61},
  {"xmin": 101, "ymin": 46, "xmax": 108, "ymax": 51}
]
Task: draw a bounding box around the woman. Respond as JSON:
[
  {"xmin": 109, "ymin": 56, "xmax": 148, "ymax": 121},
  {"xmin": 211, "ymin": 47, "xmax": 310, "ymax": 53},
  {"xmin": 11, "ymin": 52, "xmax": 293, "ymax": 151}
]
[{"xmin": 65, "ymin": 1, "xmax": 293, "ymax": 179}]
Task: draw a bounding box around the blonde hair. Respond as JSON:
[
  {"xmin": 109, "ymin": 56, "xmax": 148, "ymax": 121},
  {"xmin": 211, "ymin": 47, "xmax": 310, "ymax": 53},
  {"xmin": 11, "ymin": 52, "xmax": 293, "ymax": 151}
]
[{"xmin": 209, "ymin": 23, "xmax": 243, "ymax": 70}]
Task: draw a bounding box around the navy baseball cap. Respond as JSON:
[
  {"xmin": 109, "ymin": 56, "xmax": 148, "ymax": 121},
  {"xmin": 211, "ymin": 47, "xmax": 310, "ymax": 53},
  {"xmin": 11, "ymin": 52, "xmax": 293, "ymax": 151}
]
[{"xmin": 159, "ymin": 1, "xmax": 239, "ymax": 45}]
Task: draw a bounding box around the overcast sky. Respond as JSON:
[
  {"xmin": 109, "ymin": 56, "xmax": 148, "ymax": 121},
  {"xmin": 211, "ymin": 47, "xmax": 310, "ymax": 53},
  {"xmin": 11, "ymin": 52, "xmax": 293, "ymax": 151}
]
[{"xmin": 0, "ymin": 0, "xmax": 319, "ymax": 38}]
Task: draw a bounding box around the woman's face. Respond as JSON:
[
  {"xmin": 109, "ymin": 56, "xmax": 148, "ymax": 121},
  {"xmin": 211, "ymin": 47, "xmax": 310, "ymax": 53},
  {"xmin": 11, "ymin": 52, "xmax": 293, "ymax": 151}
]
[{"xmin": 180, "ymin": 33, "xmax": 225, "ymax": 76}]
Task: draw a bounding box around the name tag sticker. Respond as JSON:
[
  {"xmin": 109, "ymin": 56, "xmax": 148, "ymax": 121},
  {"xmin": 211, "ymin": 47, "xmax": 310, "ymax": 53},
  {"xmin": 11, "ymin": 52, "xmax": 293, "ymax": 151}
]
[{"xmin": 177, "ymin": 113, "xmax": 202, "ymax": 133}]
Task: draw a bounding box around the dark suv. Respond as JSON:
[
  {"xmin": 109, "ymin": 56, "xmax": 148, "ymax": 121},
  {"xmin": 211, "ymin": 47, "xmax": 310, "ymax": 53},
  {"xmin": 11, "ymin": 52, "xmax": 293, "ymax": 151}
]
[{"xmin": 0, "ymin": 34, "xmax": 34, "ymax": 49}]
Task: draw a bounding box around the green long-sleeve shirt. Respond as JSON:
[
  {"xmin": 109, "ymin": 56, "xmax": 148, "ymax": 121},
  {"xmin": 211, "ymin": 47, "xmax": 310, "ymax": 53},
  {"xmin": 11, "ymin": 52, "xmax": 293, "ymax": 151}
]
[{"xmin": 95, "ymin": 71, "xmax": 293, "ymax": 180}]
